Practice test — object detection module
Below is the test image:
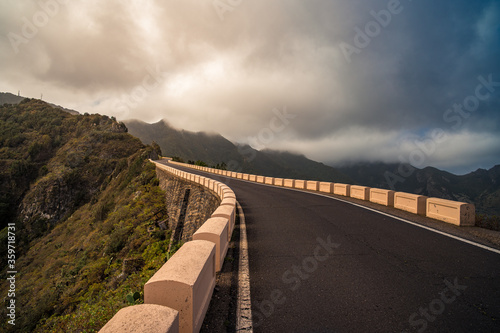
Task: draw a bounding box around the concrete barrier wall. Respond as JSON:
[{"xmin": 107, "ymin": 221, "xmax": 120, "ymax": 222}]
[
  {"xmin": 220, "ymin": 197, "xmax": 236, "ymax": 208},
  {"xmin": 334, "ymin": 184, "xmax": 350, "ymax": 196},
  {"xmin": 99, "ymin": 304, "xmax": 179, "ymax": 333},
  {"xmin": 370, "ymin": 188, "xmax": 395, "ymax": 207},
  {"xmin": 103, "ymin": 161, "xmax": 238, "ymax": 333},
  {"xmin": 208, "ymin": 180, "xmax": 216, "ymax": 192},
  {"xmin": 394, "ymin": 192, "xmax": 427, "ymax": 215},
  {"xmin": 193, "ymin": 217, "xmax": 229, "ymax": 271},
  {"xmin": 144, "ymin": 240, "xmax": 216, "ymax": 333},
  {"xmin": 222, "ymin": 192, "xmax": 236, "ymax": 200},
  {"xmin": 222, "ymin": 188, "xmax": 235, "ymax": 198},
  {"xmin": 274, "ymin": 178, "xmax": 284, "ymax": 186},
  {"xmin": 319, "ymin": 182, "xmax": 333, "ymax": 193},
  {"xmin": 168, "ymin": 159, "xmax": 477, "ymax": 228},
  {"xmin": 211, "ymin": 205, "xmax": 236, "ymax": 240},
  {"xmin": 350, "ymin": 186, "xmax": 370, "ymax": 201},
  {"xmin": 306, "ymin": 181, "xmax": 319, "ymax": 191},
  {"xmin": 294, "ymin": 180, "xmax": 306, "ymax": 189},
  {"xmin": 426, "ymin": 198, "xmax": 475, "ymax": 226}
]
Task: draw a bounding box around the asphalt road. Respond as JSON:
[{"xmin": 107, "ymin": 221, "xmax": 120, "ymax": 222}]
[{"xmin": 162, "ymin": 161, "xmax": 500, "ymax": 333}]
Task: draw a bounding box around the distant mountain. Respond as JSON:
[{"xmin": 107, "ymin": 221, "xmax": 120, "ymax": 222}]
[
  {"xmin": 124, "ymin": 119, "xmax": 352, "ymax": 183},
  {"xmin": 249, "ymin": 148, "xmax": 352, "ymax": 182},
  {"xmin": 0, "ymin": 92, "xmax": 79, "ymax": 115},
  {"xmin": 125, "ymin": 119, "xmax": 499, "ymax": 215},
  {"xmin": 338, "ymin": 162, "xmax": 500, "ymax": 216},
  {"xmin": 124, "ymin": 119, "xmax": 242, "ymax": 164}
]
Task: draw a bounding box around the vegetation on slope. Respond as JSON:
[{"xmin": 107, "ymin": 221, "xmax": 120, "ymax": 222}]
[{"xmin": 0, "ymin": 100, "xmax": 178, "ymax": 332}]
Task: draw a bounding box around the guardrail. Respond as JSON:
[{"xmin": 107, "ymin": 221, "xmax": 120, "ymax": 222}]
[
  {"xmin": 171, "ymin": 160, "xmax": 475, "ymax": 227},
  {"xmin": 100, "ymin": 160, "xmax": 237, "ymax": 333}
]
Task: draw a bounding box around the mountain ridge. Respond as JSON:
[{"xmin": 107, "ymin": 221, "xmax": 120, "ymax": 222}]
[
  {"xmin": 124, "ymin": 119, "xmax": 353, "ymax": 183},
  {"xmin": 125, "ymin": 118, "xmax": 500, "ymax": 216},
  {"xmin": 337, "ymin": 162, "xmax": 500, "ymax": 216}
]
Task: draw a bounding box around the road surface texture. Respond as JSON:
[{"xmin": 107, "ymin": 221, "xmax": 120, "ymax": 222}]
[{"xmin": 162, "ymin": 161, "xmax": 500, "ymax": 333}]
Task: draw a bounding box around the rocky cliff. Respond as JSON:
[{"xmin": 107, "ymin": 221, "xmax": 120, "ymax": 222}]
[{"xmin": 0, "ymin": 100, "xmax": 179, "ymax": 332}]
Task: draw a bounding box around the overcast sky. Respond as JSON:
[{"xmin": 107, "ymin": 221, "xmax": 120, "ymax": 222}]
[{"xmin": 1, "ymin": 0, "xmax": 499, "ymax": 174}]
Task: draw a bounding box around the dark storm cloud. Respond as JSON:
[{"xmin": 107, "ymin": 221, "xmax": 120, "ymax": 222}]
[{"xmin": 0, "ymin": 0, "xmax": 498, "ymax": 173}]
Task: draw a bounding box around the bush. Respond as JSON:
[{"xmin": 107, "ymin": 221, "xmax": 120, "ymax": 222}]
[
  {"xmin": 5, "ymin": 134, "xmax": 25, "ymax": 147},
  {"xmin": 106, "ymin": 227, "xmax": 130, "ymax": 254},
  {"xmin": 142, "ymin": 240, "xmax": 170, "ymax": 268}
]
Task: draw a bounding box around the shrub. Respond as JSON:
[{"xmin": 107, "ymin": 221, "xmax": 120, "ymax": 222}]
[{"xmin": 106, "ymin": 227, "xmax": 130, "ymax": 254}]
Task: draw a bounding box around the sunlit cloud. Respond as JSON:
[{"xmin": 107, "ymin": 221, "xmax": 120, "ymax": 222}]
[{"xmin": 0, "ymin": 0, "xmax": 498, "ymax": 174}]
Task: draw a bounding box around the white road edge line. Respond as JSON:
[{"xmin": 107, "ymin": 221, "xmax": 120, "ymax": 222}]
[
  {"xmin": 236, "ymin": 201, "xmax": 253, "ymax": 332},
  {"xmin": 311, "ymin": 191, "xmax": 500, "ymax": 256}
]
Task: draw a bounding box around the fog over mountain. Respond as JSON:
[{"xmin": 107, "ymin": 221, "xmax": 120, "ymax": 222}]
[
  {"xmin": 1, "ymin": 1, "xmax": 499, "ymax": 174},
  {"xmin": 126, "ymin": 118, "xmax": 500, "ymax": 216}
]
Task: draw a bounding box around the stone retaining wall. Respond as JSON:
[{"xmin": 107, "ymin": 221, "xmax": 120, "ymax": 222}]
[{"xmin": 156, "ymin": 168, "xmax": 220, "ymax": 242}]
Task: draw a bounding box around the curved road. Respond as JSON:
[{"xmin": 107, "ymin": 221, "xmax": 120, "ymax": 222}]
[{"xmin": 162, "ymin": 161, "xmax": 500, "ymax": 333}]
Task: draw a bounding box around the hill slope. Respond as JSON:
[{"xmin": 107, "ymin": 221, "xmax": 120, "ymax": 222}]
[
  {"xmin": 0, "ymin": 92, "xmax": 79, "ymax": 115},
  {"xmin": 125, "ymin": 119, "xmax": 352, "ymax": 183},
  {"xmin": 0, "ymin": 100, "xmax": 175, "ymax": 332},
  {"xmin": 0, "ymin": 92, "xmax": 24, "ymax": 105}
]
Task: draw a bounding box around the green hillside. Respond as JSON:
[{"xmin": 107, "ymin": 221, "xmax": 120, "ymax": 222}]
[{"xmin": 0, "ymin": 100, "xmax": 176, "ymax": 332}]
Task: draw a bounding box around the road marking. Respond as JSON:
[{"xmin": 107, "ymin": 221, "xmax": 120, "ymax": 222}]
[
  {"xmin": 236, "ymin": 201, "xmax": 253, "ymax": 332},
  {"xmin": 313, "ymin": 192, "xmax": 500, "ymax": 256},
  {"xmin": 241, "ymin": 179, "xmax": 500, "ymax": 256}
]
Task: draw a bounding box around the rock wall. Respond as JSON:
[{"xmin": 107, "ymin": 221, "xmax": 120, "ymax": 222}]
[{"xmin": 156, "ymin": 167, "xmax": 220, "ymax": 242}]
